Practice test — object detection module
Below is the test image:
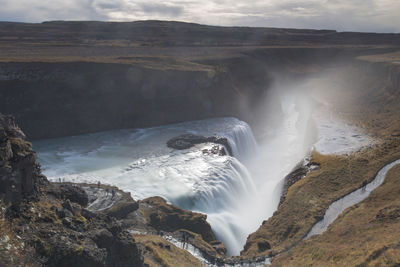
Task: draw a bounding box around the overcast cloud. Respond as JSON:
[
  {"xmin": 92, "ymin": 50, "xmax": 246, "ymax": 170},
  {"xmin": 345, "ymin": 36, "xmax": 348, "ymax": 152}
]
[{"xmin": 0, "ymin": 0, "xmax": 399, "ymax": 32}]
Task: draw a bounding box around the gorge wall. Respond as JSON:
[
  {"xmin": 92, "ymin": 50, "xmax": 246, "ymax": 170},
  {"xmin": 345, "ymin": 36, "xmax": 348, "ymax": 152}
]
[
  {"xmin": 1, "ymin": 21, "xmax": 400, "ymax": 141},
  {"xmin": 0, "ymin": 46, "xmax": 393, "ymax": 140},
  {"xmin": 0, "ymin": 60, "xmax": 272, "ymax": 140}
]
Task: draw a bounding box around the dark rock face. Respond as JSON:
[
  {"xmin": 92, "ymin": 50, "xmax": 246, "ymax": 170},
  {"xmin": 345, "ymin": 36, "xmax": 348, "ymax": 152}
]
[
  {"xmin": 91, "ymin": 229, "xmax": 143, "ymax": 267},
  {"xmin": 6, "ymin": 189, "xmax": 144, "ymax": 267},
  {"xmin": 0, "ymin": 113, "xmax": 45, "ymax": 205},
  {"xmin": 0, "ymin": 62, "xmax": 242, "ymax": 140},
  {"xmin": 45, "ymin": 238, "xmax": 107, "ymax": 267},
  {"xmin": 0, "ymin": 114, "xmax": 145, "ymax": 267},
  {"xmin": 257, "ymin": 241, "xmax": 271, "ymax": 252},
  {"xmin": 279, "ymin": 158, "xmax": 320, "ymax": 205},
  {"xmin": 202, "ymin": 145, "xmax": 227, "ymax": 156},
  {"xmin": 167, "ymin": 134, "xmax": 233, "ymax": 156},
  {"xmin": 167, "ymin": 134, "xmax": 209, "ymax": 149},
  {"xmin": 142, "ymin": 196, "xmax": 216, "ymax": 243},
  {"xmin": 47, "ymin": 184, "xmax": 89, "ymax": 206}
]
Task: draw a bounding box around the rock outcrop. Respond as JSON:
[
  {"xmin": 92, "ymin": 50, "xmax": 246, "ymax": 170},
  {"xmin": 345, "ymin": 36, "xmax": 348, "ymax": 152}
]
[
  {"xmin": 6, "ymin": 193, "xmax": 144, "ymax": 267},
  {"xmin": 140, "ymin": 196, "xmax": 216, "ymax": 243},
  {"xmin": 46, "ymin": 184, "xmax": 89, "ymax": 207},
  {"xmin": 167, "ymin": 134, "xmax": 233, "ymax": 156},
  {"xmin": 0, "ymin": 114, "xmax": 45, "ymax": 205},
  {"xmin": 279, "ymin": 157, "xmax": 320, "ymax": 205},
  {"xmin": 0, "ymin": 113, "xmax": 144, "ymax": 266}
]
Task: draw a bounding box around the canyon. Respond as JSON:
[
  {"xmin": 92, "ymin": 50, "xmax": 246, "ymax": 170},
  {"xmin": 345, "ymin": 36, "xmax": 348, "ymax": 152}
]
[{"xmin": 1, "ymin": 20, "xmax": 400, "ymax": 266}]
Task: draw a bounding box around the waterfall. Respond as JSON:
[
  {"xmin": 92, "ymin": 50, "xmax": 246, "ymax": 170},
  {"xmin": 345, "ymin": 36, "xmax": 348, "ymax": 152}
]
[
  {"xmin": 33, "ymin": 97, "xmax": 316, "ymax": 256},
  {"xmin": 218, "ymin": 120, "xmax": 258, "ymax": 163}
]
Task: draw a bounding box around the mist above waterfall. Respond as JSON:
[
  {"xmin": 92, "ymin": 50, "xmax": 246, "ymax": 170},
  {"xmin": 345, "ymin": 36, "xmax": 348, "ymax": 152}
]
[{"xmin": 224, "ymin": 80, "xmax": 318, "ymax": 253}]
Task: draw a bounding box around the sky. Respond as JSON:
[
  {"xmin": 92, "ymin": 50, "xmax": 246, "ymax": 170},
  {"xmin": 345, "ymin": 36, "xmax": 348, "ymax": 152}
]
[{"xmin": 0, "ymin": 0, "xmax": 400, "ymax": 33}]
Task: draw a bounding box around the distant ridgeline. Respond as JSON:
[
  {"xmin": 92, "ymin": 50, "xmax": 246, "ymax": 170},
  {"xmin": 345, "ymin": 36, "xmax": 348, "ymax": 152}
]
[{"xmin": 1, "ymin": 20, "xmax": 400, "ymax": 46}]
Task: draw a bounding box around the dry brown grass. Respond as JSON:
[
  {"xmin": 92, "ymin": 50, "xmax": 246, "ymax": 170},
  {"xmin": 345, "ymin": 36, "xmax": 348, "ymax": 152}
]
[
  {"xmin": 242, "ymin": 142, "xmax": 400, "ymax": 258},
  {"xmin": 243, "ymin": 61, "xmax": 400, "ymax": 259},
  {"xmin": 133, "ymin": 234, "xmax": 204, "ymax": 267},
  {"xmin": 273, "ymin": 165, "xmax": 400, "ymax": 266}
]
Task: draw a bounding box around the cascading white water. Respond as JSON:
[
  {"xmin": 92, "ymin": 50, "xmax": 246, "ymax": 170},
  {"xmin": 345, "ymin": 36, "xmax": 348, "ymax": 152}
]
[
  {"xmin": 33, "ymin": 117, "xmax": 261, "ymax": 254},
  {"xmin": 33, "ymin": 89, "xmax": 317, "ymax": 256}
]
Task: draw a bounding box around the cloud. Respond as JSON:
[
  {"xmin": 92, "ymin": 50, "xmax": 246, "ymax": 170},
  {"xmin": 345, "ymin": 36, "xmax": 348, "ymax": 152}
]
[
  {"xmin": 0, "ymin": 0, "xmax": 399, "ymax": 33},
  {"xmin": 140, "ymin": 3, "xmax": 183, "ymax": 16}
]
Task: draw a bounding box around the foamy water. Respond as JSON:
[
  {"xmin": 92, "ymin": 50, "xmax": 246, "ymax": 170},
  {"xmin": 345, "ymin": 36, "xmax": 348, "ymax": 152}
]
[{"xmin": 34, "ymin": 117, "xmax": 261, "ymax": 255}]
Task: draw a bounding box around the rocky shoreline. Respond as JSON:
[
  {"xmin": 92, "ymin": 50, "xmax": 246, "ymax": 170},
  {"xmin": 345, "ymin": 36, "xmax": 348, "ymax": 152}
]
[{"xmin": 0, "ymin": 113, "xmax": 232, "ymax": 266}]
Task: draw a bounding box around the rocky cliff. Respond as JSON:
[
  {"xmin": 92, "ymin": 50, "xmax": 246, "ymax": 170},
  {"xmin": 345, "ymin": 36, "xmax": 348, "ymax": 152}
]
[
  {"xmin": 0, "ymin": 47, "xmax": 391, "ymax": 140},
  {"xmin": 0, "ymin": 113, "xmax": 225, "ymax": 266},
  {"xmin": 1, "ymin": 21, "xmax": 399, "ymax": 140},
  {"xmin": 0, "ymin": 114, "xmax": 45, "ymax": 204}
]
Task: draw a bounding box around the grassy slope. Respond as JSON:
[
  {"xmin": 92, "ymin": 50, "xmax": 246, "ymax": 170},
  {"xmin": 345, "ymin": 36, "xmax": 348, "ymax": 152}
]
[
  {"xmin": 273, "ymin": 165, "xmax": 400, "ymax": 266},
  {"xmin": 267, "ymin": 59, "xmax": 400, "ymax": 266},
  {"xmin": 133, "ymin": 234, "xmax": 204, "ymax": 267},
  {"xmin": 242, "ymin": 144, "xmax": 400, "ymax": 258}
]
